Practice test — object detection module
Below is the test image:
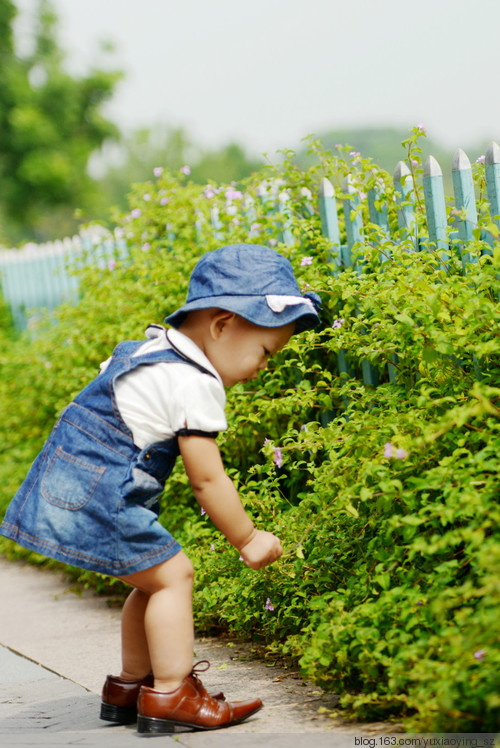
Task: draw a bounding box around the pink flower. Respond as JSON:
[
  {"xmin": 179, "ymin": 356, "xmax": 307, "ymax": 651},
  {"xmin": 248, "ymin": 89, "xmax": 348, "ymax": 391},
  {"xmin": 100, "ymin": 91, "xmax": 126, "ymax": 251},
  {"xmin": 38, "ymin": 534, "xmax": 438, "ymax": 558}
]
[
  {"xmin": 225, "ymin": 187, "xmax": 242, "ymax": 200},
  {"xmin": 384, "ymin": 443, "xmax": 408, "ymax": 460},
  {"xmin": 154, "ymin": 167, "xmax": 163, "ymax": 177},
  {"xmin": 273, "ymin": 447, "xmax": 283, "ymax": 468},
  {"xmin": 417, "ymin": 123, "xmax": 426, "ymax": 134},
  {"xmin": 301, "ymin": 256, "xmax": 313, "ymax": 266},
  {"xmin": 131, "ymin": 208, "xmax": 142, "ymax": 218},
  {"xmin": 160, "ymin": 197, "xmax": 170, "ymax": 206},
  {"xmin": 332, "ymin": 318, "xmax": 345, "ymax": 329},
  {"xmin": 143, "ymin": 193, "xmax": 151, "ymax": 201},
  {"xmin": 201, "ymin": 507, "xmax": 206, "ymax": 516},
  {"xmin": 474, "ymin": 649, "xmax": 487, "ymax": 661},
  {"xmin": 476, "ymin": 155, "xmax": 485, "ymax": 165},
  {"xmin": 107, "ymin": 259, "xmax": 116, "ymax": 272},
  {"xmin": 265, "ymin": 598, "xmax": 275, "ymax": 611},
  {"xmin": 180, "ymin": 165, "xmax": 191, "ymax": 175}
]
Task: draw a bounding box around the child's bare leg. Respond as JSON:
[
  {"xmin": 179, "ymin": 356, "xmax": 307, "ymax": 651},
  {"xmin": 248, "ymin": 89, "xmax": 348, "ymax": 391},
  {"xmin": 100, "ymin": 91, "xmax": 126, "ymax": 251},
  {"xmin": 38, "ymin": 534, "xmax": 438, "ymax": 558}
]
[
  {"xmin": 120, "ymin": 588, "xmax": 151, "ymax": 680},
  {"xmin": 119, "ymin": 551, "xmax": 194, "ymax": 692}
]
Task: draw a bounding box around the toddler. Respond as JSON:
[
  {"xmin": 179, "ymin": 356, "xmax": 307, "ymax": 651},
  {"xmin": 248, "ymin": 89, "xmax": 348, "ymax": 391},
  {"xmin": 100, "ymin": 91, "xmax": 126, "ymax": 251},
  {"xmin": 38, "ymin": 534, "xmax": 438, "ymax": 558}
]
[{"xmin": 0, "ymin": 243, "xmax": 319, "ymax": 733}]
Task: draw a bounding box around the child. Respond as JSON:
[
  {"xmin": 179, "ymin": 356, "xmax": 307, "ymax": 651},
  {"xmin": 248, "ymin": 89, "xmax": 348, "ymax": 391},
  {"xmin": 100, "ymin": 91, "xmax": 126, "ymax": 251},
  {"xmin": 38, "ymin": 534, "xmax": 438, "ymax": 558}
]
[{"xmin": 0, "ymin": 243, "xmax": 319, "ymax": 733}]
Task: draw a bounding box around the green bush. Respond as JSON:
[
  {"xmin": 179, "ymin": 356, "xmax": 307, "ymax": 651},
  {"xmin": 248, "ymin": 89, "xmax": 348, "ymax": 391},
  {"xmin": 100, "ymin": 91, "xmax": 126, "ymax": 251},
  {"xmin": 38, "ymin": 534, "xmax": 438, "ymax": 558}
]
[{"xmin": 0, "ymin": 133, "xmax": 499, "ymax": 731}]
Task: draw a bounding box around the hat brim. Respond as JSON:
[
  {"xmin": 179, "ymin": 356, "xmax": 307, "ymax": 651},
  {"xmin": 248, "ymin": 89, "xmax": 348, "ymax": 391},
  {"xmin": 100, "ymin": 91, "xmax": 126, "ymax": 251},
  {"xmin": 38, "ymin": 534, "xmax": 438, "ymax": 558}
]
[{"xmin": 164, "ymin": 294, "xmax": 319, "ymax": 334}]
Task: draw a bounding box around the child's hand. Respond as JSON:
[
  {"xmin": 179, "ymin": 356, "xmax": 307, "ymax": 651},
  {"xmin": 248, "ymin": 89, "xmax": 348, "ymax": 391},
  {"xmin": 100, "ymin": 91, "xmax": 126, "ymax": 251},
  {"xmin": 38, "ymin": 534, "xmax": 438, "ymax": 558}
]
[{"xmin": 239, "ymin": 530, "xmax": 283, "ymax": 570}]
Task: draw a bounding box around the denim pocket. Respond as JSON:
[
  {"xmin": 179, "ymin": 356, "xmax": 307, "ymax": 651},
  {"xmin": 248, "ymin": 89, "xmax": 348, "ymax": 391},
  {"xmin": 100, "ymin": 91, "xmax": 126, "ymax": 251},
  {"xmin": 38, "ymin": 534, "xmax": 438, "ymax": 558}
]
[
  {"xmin": 122, "ymin": 443, "xmax": 177, "ymax": 507},
  {"xmin": 41, "ymin": 446, "xmax": 106, "ymax": 510}
]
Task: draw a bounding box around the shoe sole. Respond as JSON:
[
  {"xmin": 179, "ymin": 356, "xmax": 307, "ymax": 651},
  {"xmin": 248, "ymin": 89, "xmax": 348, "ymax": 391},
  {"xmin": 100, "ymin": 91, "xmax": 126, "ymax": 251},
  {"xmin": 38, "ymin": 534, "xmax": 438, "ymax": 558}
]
[
  {"xmin": 100, "ymin": 702, "xmax": 137, "ymax": 724},
  {"xmin": 137, "ymin": 705, "xmax": 262, "ymax": 733}
]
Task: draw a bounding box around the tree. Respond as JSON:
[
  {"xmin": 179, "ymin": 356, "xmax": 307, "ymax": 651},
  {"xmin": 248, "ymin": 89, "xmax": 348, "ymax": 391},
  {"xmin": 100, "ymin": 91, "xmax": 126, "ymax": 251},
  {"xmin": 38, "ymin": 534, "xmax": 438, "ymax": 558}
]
[{"xmin": 0, "ymin": 0, "xmax": 122, "ymax": 244}]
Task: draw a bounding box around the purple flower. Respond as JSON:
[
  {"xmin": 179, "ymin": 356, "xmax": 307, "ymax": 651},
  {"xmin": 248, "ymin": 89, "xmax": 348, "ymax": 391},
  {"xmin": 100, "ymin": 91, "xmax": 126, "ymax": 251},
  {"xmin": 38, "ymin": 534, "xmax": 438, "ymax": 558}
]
[
  {"xmin": 203, "ymin": 186, "xmax": 216, "ymax": 199},
  {"xmin": 131, "ymin": 208, "xmax": 142, "ymax": 219},
  {"xmin": 349, "ymin": 151, "xmax": 360, "ymax": 158},
  {"xmin": 143, "ymin": 193, "xmax": 151, "ymax": 201},
  {"xmin": 154, "ymin": 167, "xmax": 163, "ymax": 177},
  {"xmin": 180, "ymin": 165, "xmax": 191, "ymax": 175},
  {"xmin": 476, "ymin": 155, "xmax": 485, "ymax": 165},
  {"xmin": 411, "ymin": 159, "xmax": 419, "ymax": 168},
  {"xmin": 201, "ymin": 507, "xmax": 206, "ymax": 516},
  {"xmin": 384, "ymin": 443, "xmax": 408, "ymax": 460},
  {"xmin": 273, "ymin": 447, "xmax": 283, "ymax": 468},
  {"xmin": 107, "ymin": 259, "xmax": 116, "ymax": 272},
  {"xmin": 142, "ymin": 242, "xmax": 150, "ymax": 252},
  {"xmin": 265, "ymin": 598, "xmax": 275, "ymax": 611},
  {"xmin": 301, "ymin": 256, "xmax": 313, "ymax": 266},
  {"xmin": 210, "ymin": 543, "xmax": 215, "ymax": 551},
  {"xmin": 160, "ymin": 197, "xmax": 170, "ymax": 206},
  {"xmin": 225, "ymin": 187, "xmax": 242, "ymax": 201},
  {"xmin": 332, "ymin": 318, "xmax": 345, "ymax": 329},
  {"xmin": 474, "ymin": 649, "xmax": 487, "ymax": 661},
  {"xmin": 417, "ymin": 123, "xmax": 426, "ymax": 134}
]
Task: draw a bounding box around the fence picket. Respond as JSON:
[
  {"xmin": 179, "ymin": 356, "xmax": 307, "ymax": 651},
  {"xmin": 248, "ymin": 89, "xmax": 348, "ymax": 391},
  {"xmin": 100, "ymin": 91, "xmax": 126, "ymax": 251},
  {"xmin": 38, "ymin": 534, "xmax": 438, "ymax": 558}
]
[
  {"xmin": 318, "ymin": 177, "xmax": 341, "ymax": 268},
  {"xmin": 452, "ymin": 148, "xmax": 477, "ymax": 268},
  {"xmin": 423, "ymin": 155, "xmax": 449, "ymax": 264},
  {"xmin": 342, "ymin": 175, "xmax": 362, "ymax": 270},
  {"xmin": 393, "ymin": 161, "xmax": 417, "ymax": 247},
  {"xmin": 485, "ymin": 141, "xmax": 500, "ymax": 233},
  {"xmin": 367, "ymin": 186, "xmax": 391, "ymax": 265}
]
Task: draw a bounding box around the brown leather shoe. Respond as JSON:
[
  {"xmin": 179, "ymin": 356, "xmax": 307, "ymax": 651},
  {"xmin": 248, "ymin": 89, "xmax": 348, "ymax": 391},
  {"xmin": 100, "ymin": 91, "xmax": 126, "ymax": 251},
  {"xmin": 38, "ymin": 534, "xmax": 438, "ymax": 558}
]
[
  {"xmin": 101, "ymin": 673, "xmax": 154, "ymax": 724},
  {"xmin": 137, "ymin": 662, "xmax": 262, "ymax": 733},
  {"xmin": 100, "ymin": 670, "xmax": 226, "ymax": 724}
]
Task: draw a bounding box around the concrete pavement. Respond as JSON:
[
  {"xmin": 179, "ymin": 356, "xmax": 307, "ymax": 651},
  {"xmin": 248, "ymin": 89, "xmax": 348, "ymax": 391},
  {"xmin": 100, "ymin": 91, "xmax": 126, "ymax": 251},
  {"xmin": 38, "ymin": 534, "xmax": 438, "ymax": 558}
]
[{"xmin": 0, "ymin": 558, "xmax": 392, "ymax": 746}]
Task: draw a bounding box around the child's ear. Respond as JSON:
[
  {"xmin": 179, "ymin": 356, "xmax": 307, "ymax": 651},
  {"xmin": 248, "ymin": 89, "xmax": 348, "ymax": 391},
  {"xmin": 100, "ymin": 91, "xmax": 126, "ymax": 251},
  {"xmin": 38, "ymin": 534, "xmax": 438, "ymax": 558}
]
[{"xmin": 210, "ymin": 310, "xmax": 236, "ymax": 339}]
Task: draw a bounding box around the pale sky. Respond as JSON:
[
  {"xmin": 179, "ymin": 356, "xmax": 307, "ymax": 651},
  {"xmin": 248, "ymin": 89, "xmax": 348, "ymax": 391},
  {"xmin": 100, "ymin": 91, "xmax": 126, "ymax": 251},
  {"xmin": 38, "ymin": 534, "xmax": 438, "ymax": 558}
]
[{"xmin": 14, "ymin": 0, "xmax": 500, "ymax": 156}]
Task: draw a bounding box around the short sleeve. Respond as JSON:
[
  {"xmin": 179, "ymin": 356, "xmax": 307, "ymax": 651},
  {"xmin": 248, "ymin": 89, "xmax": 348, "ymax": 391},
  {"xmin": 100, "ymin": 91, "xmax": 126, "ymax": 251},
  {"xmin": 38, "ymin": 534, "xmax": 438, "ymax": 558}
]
[
  {"xmin": 114, "ymin": 361, "xmax": 227, "ymax": 449},
  {"xmin": 169, "ymin": 368, "xmax": 227, "ymax": 437}
]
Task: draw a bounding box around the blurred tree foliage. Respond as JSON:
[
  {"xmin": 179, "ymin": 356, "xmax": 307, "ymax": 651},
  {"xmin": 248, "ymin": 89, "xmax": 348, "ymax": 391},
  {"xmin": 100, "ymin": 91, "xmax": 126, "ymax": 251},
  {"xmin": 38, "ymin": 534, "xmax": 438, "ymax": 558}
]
[{"xmin": 0, "ymin": 0, "xmax": 122, "ymax": 244}]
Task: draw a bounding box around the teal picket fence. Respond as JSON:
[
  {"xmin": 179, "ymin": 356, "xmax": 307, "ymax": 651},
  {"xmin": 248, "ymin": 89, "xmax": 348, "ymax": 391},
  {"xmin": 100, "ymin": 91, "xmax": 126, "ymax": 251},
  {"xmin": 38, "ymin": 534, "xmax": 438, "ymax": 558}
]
[
  {"xmin": 317, "ymin": 140, "xmax": 500, "ymax": 387},
  {"xmin": 0, "ymin": 140, "xmax": 498, "ymax": 338},
  {"xmin": 0, "ymin": 228, "xmax": 128, "ymax": 331}
]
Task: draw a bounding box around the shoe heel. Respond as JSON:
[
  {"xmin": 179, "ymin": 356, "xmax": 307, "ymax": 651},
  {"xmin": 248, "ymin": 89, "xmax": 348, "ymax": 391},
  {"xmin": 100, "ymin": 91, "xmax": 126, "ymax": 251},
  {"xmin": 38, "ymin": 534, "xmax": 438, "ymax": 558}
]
[
  {"xmin": 137, "ymin": 715, "xmax": 175, "ymax": 734},
  {"xmin": 100, "ymin": 702, "xmax": 137, "ymax": 724}
]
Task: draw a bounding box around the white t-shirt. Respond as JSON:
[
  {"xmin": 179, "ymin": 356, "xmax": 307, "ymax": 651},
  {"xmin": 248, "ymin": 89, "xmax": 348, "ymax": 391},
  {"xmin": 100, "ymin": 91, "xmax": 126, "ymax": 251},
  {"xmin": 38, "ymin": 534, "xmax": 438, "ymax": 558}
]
[{"xmin": 100, "ymin": 326, "xmax": 227, "ymax": 449}]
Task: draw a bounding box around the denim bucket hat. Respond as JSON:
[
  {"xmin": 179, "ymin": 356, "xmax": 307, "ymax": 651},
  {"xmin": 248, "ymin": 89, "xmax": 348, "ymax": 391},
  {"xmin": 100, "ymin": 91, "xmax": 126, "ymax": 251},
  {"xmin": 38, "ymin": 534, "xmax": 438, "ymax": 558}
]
[{"xmin": 164, "ymin": 244, "xmax": 320, "ymax": 334}]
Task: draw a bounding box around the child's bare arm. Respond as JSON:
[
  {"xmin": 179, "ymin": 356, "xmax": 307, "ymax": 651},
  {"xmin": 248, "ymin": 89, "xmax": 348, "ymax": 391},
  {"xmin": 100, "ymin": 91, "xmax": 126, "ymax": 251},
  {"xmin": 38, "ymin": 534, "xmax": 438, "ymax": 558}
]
[{"xmin": 178, "ymin": 435, "xmax": 282, "ymax": 570}]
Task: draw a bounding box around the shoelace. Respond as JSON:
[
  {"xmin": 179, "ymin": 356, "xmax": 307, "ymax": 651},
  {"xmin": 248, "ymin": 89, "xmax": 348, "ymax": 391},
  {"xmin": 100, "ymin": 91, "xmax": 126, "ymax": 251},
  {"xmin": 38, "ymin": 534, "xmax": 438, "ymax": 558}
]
[
  {"xmin": 190, "ymin": 660, "xmax": 211, "ymax": 696},
  {"xmin": 191, "ymin": 660, "xmax": 210, "ymax": 675}
]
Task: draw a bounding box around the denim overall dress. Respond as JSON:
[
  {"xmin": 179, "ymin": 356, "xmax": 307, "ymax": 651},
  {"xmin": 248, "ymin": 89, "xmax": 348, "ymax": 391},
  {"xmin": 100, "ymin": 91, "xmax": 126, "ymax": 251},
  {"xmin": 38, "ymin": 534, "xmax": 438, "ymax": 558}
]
[{"xmin": 0, "ymin": 336, "xmax": 216, "ymax": 576}]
